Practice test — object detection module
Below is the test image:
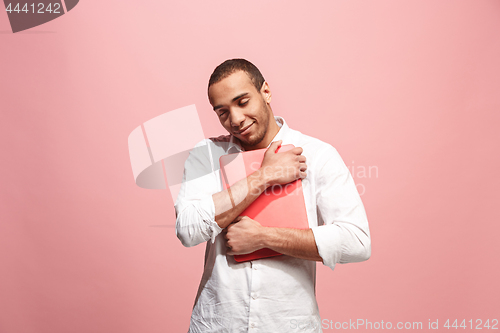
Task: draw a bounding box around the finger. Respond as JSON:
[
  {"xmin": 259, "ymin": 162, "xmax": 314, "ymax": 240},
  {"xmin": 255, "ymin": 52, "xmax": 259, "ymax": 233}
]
[
  {"xmin": 226, "ymin": 243, "xmax": 233, "ymax": 254},
  {"xmin": 267, "ymin": 140, "xmax": 282, "ymax": 154},
  {"xmin": 300, "ymin": 171, "xmax": 307, "ymax": 179}
]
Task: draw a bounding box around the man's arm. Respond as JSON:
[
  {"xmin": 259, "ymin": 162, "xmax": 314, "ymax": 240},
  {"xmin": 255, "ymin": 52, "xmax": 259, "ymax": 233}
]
[
  {"xmin": 213, "ymin": 140, "xmax": 307, "ymax": 229},
  {"xmin": 263, "ymin": 227, "xmax": 322, "ymax": 261},
  {"xmin": 176, "ymin": 139, "xmax": 307, "ymax": 247},
  {"xmin": 224, "ymin": 216, "xmax": 322, "ymax": 262},
  {"xmin": 212, "ymin": 169, "xmax": 268, "ymax": 229},
  {"xmin": 310, "ymin": 144, "xmax": 371, "ymax": 269},
  {"xmin": 223, "ymin": 144, "xmax": 371, "ymax": 268}
]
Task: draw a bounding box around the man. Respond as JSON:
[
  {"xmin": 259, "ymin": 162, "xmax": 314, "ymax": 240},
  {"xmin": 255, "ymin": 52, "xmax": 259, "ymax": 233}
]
[{"xmin": 175, "ymin": 59, "xmax": 371, "ymax": 332}]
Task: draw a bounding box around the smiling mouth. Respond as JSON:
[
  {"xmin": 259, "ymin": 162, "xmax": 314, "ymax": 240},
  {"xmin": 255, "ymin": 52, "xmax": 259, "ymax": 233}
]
[{"xmin": 236, "ymin": 122, "xmax": 254, "ymax": 135}]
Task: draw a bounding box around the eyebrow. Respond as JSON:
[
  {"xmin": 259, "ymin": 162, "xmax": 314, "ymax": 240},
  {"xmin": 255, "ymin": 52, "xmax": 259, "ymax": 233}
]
[{"xmin": 213, "ymin": 92, "xmax": 249, "ymax": 111}]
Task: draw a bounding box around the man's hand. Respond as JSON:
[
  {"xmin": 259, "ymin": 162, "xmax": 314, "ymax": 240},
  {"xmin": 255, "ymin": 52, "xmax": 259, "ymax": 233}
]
[
  {"xmin": 259, "ymin": 140, "xmax": 307, "ymax": 187},
  {"xmin": 223, "ymin": 215, "xmax": 323, "ymax": 262},
  {"xmin": 223, "ymin": 216, "xmax": 264, "ymax": 255}
]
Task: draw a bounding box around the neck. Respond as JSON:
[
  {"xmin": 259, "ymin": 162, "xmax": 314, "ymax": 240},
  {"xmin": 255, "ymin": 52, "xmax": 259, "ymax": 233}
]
[{"xmin": 262, "ymin": 117, "xmax": 280, "ymax": 147}]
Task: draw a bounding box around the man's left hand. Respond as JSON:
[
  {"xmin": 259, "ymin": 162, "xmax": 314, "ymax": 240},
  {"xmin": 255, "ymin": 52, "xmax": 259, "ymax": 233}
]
[{"xmin": 223, "ymin": 216, "xmax": 264, "ymax": 255}]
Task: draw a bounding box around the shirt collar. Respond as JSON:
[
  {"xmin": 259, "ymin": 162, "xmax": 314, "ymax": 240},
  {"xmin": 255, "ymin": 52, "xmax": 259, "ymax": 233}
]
[{"xmin": 228, "ymin": 116, "xmax": 289, "ymax": 153}]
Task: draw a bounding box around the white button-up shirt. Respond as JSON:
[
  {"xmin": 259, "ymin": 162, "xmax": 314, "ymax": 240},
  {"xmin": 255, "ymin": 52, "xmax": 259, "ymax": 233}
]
[{"xmin": 175, "ymin": 116, "xmax": 371, "ymax": 332}]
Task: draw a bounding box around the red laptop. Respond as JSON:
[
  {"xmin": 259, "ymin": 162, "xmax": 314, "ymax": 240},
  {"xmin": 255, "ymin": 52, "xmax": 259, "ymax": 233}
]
[{"xmin": 219, "ymin": 144, "xmax": 309, "ymax": 262}]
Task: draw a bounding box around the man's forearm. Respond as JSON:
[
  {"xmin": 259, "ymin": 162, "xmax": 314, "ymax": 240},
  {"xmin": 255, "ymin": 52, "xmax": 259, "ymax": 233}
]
[
  {"xmin": 262, "ymin": 227, "xmax": 323, "ymax": 262},
  {"xmin": 213, "ymin": 170, "xmax": 269, "ymax": 229}
]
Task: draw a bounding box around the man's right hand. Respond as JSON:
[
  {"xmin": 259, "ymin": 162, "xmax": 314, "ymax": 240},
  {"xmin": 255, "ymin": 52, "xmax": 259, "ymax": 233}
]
[{"xmin": 259, "ymin": 140, "xmax": 307, "ymax": 187}]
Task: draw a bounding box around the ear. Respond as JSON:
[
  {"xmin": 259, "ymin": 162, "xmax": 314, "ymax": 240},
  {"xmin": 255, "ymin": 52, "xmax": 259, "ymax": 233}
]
[{"xmin": 260, "ymin": 81, "xmax": 272, "ymax": 104}]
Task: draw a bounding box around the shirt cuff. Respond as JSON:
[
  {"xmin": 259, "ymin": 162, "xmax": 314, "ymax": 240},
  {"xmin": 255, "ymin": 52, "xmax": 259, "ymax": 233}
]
[
  {"xmin": 311, "ymin": 224, "xmax": 343, "ymax": 271},
  {"xmin": 196, "ymin": 195, "xmax": 223, "ymax": 244}
]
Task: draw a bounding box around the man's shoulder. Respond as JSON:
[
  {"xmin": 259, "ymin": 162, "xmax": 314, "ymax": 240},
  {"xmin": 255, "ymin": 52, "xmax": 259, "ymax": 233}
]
[
  {"xmin": 192, "ymin": 134, "xmax": 232, "ymax": 148},
  {"xmin": 287, "ymin": 128, "xmax": 346, "ymax": 177},
  {"xmin": 189, "ymin": 134, "xmax": 234, "ymax": 164},
  {"xmin": 287, "ymin": 127, "xmax": 336, "ymax": 155},
  {"xmin": 209, "ymin": 134, "xmax": 232, "ymax": 145}
]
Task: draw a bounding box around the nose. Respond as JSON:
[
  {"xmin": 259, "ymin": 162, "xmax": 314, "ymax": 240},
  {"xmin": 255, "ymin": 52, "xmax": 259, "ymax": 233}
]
[{"xmin": 229, "ymin": 108, "xmax": 246, "ymax": 128}]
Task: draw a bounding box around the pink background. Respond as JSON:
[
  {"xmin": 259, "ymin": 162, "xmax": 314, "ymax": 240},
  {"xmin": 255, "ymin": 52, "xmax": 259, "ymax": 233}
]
[{"xmin": 1, "ymin": 0, "xmax": 499, "ymax": 332}]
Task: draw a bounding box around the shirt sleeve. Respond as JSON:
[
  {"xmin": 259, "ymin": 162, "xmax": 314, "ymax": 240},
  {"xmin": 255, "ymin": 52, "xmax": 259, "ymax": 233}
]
[
  {"xmin": 310, "ymin": 144, "xmax": 371, "ymax": 270},
  {"xmin": 174, "ymin": 139, "xmax": 223, "ymax": 247}
]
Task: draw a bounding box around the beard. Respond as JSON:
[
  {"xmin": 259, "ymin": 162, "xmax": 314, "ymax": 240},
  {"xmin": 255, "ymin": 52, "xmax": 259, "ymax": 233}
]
[{"xmin": 238, "ymin": 98, "xmax": 270, "ymax": 150}]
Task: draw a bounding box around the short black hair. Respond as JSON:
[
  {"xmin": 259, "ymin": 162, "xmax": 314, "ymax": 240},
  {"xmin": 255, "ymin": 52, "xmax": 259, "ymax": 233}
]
[{"xmin": 208, "ymin": 59, "xmax": 265, "ymax": 93}]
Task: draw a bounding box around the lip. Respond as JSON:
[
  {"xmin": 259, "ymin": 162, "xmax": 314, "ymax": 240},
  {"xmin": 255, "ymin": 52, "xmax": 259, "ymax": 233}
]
[{"xmin": 237, "ymin": 122, "xmax": 254, "ymax": 135}]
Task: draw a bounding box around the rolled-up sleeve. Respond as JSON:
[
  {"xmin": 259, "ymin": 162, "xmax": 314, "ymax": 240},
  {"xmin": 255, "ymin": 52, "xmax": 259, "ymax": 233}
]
[
  {"xmin": 174, "ymin": 140, "xmax": 223, "ymax": 247},
  {"xmin": 311, "ymin": 144, "xmax": 371, "ymax": 270}
]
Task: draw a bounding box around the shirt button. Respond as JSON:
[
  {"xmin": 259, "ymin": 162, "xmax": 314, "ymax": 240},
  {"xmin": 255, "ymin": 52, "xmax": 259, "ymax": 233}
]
[{"xmin": 251, "ymin": 293, "xmax": 256, "ymax": 300}]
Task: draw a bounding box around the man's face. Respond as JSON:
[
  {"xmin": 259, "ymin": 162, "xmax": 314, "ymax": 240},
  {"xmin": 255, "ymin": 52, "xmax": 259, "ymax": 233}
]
[{"xmin": 208, "ymin": 70, "xmax": 273, "ymax": 151}]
